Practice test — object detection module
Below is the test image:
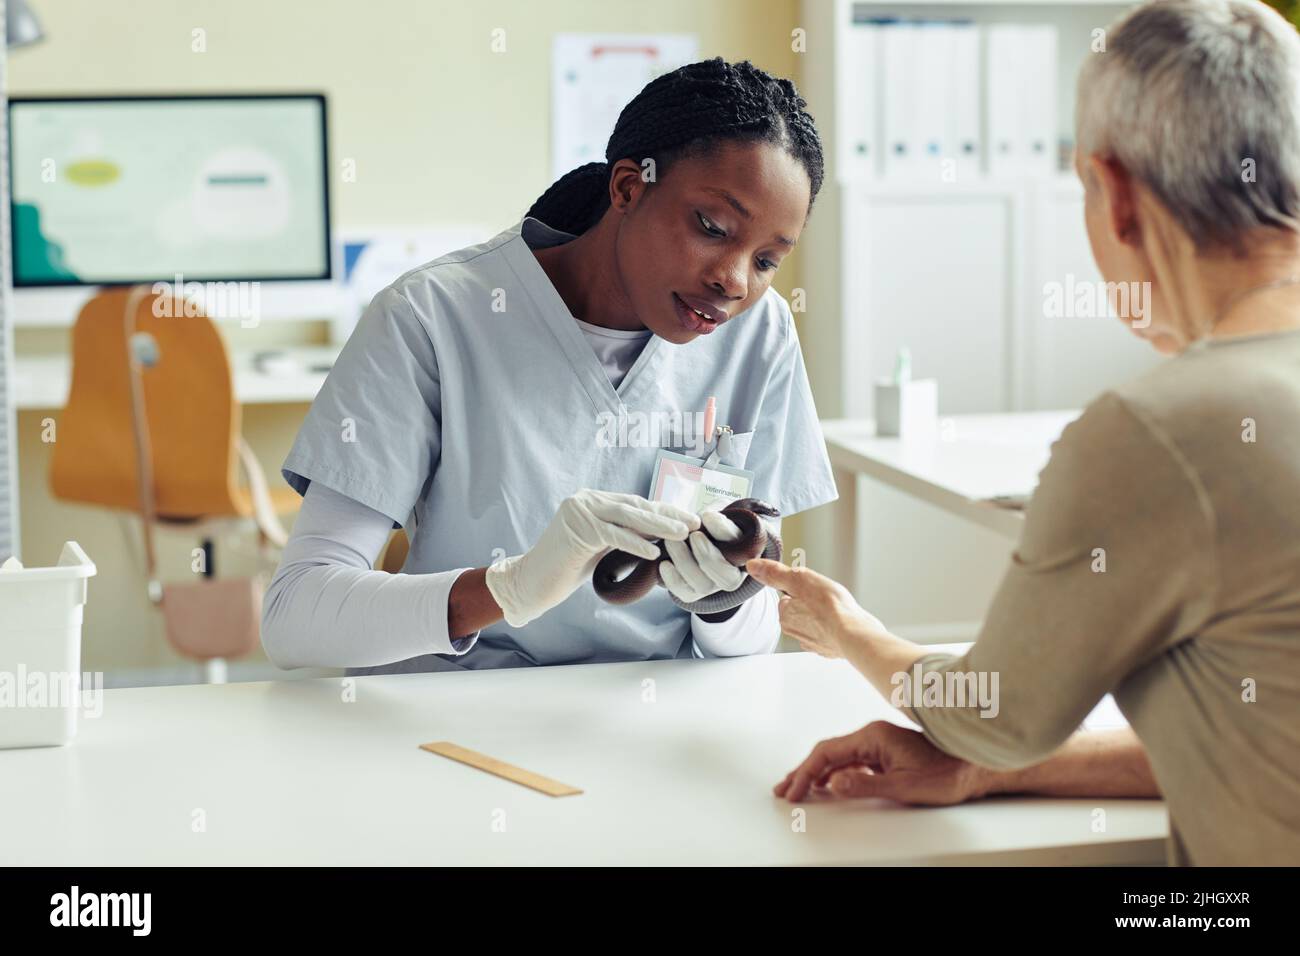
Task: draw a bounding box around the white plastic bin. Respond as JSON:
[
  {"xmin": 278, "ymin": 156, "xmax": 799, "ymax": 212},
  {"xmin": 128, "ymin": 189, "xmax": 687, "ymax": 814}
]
[{"xmin": 0, "ymin": 541, "xmax": 97, "ymax": 749}]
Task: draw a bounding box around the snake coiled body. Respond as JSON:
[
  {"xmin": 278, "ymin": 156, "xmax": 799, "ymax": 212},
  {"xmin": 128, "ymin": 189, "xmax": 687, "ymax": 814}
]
[{"xmin": 592, "ymin": 498, "xmax": 782, "ymax": 614}]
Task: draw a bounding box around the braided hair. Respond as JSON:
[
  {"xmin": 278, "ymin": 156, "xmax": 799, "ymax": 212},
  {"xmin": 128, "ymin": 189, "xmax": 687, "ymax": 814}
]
[{"xmin": 527, "ymin": 58, "xmax": 824, "ymax": 236}]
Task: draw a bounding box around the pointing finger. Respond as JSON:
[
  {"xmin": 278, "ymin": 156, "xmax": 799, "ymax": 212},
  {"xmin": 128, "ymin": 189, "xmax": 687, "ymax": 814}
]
[{"xmin": 745, "ymin": 557, "xmax": 800, "ymax": 593}]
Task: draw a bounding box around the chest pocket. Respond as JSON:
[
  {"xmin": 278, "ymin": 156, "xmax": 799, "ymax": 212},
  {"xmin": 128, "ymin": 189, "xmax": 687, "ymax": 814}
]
[
  {"xmin": 716, "ymin": 430, "xmax": 756, "ymax": 469},
  {"xmin": 653, "ymin": 429, "xmax": 756, "ymax": 479}
]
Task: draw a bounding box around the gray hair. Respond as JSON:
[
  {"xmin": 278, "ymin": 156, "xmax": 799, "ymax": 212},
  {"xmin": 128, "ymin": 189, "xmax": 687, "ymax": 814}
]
[{"xmin": 1076, "ymin": 0, "xmax": 1300, "ymax": 251}]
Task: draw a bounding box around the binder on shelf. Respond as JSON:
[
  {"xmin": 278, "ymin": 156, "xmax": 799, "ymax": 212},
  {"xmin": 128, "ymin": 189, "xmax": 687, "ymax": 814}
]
[
  {"xmin": 838, "ymin": 19, "xmax": 883, "ymax": 180},
  {"xmin": 881, "ymin": 20, "xmax": 921, "ymax": 179},
  {"xmin": 948, "ymin": 21, "xmax": 981, "ymax": 181},
  {"xmin": 913, "ymin": 20, "xmax": 954, "ymax": 182},
  {"xmin": 986, "ymin": 24, "xmax": 1020, "ymax": 178},
  {"xmin": 986, "ymin": 24, "xmax": 1059, "ymax": 178},
  {"xmin": 1022, "ymin": 24, "xmax": 1058, "ymax": 177}
]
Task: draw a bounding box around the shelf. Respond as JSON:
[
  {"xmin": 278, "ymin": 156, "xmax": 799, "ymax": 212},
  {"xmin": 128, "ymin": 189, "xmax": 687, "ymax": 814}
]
[
  {"xmin": 831, "ymin": 173, "xmax": 1083, "ymax": 194},
  {"xmin": 13, "ymin": 345, "xmax": 341, "ymax": 411}
]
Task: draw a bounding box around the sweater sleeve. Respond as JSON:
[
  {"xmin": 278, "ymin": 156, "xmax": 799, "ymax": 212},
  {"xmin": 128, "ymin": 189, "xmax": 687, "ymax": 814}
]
[
  {"xmin": 260, "ymin": 481, "xmax": 481, "ymax": 669},
  {"xmin": 900, "ymin": 392, "xmax": 1217, "ymax": 768}
]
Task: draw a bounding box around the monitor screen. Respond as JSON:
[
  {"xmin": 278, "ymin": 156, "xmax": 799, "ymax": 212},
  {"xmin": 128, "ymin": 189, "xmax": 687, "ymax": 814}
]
[{"xmin": 8, "ymin": 94, "xmax": 330, "ymax": 287}]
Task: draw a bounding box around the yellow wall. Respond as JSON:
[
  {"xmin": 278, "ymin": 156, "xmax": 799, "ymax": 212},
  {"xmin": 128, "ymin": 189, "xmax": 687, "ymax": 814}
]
[{"xmin": 11, "ymin": 0, "xmax": 813, "ymax": 675}]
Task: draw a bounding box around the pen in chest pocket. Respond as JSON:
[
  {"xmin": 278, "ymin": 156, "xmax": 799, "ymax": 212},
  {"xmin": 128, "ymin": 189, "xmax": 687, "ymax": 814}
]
[{"xmin": 703, "ymin": 392, "xmax": 733, "ymax": 468}]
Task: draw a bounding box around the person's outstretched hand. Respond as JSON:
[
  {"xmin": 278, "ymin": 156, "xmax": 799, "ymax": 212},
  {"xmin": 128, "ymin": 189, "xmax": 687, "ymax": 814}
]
[
  {"xmin": 746, "ymin": 557, "xmax": 890, "ymax": 660},
  {"xmin": 775, "ymin": 720, "xmax": 990, "ymax": 806}
]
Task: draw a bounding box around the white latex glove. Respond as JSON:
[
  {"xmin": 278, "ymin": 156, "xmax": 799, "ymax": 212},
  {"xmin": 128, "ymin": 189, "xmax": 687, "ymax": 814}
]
[
  {"xmin": 658, "ymin": 510, "xmax": 748, "ymax": 605},
  {"xmin": 485, "ymin": 489, "xmax": 700, "ymax": 627}
]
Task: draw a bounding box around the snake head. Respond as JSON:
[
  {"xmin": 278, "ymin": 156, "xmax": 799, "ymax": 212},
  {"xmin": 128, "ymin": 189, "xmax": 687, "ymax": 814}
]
[
  {"xmin": 725, "ymin": 497, "xmax": 780, "ymax": 519},
  {"xmin": 715, "ymin": 498, "xmax": 783, "ymax": 564},
  {"xmin": 725, "ymin": 499, "xmax": 781, "ymax": 537},
  {"xmin": 719, "ymin": 498, "xmax": 783, "ymax": 566}
]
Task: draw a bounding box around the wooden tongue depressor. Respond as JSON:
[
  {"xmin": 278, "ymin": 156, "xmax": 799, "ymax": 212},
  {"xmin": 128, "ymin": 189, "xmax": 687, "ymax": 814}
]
[{"xmin": 420, "ymin": 741, "xmax": 583, "ymax": 797}]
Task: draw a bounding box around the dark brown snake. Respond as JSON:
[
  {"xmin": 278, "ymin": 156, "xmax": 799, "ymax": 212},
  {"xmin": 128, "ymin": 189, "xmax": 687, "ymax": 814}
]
[{"xmin": 591, "ymin": 498, "xmax": 782, "ymax": 614}]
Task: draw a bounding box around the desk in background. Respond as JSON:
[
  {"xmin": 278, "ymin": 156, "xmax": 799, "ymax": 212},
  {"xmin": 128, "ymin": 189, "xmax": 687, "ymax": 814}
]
[
  {"xmin": 13, "ymin": 345, "xmax": 342, "ymax": 410},
  {"xmin": 0, "ymin": 649, "xmax": 1166, "ymax": 865},
  {"xmin": 819, "ymin": 412, "xmax": 1079, "ymax": 605}
]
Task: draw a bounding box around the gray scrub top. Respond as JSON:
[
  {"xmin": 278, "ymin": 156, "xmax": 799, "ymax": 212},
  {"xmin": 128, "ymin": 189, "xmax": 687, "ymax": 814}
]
[{"xmin": 281, "ymin": 216, "xmax": 838, "ymax": 672}]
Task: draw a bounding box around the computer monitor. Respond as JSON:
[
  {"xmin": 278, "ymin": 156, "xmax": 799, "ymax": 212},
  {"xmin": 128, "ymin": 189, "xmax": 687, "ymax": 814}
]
[{"xmin": 8, "ymin": 94, "xmax": 333, "ymax": 321}]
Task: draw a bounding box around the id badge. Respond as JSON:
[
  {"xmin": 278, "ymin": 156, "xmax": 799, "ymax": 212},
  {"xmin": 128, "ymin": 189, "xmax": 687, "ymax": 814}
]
[{"xmin": 649, "ymin": 449, "xmax": 754, "ymax": 513}]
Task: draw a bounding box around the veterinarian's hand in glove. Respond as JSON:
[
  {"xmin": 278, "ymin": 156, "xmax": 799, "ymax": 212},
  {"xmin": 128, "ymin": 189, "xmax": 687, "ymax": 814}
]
[
  {"xmin": 658, "ymin": 510, "xmax": 748, "ymax": 604},
  {"xmin": 485, "ymin": 489, "xmax": 699, "ymax": 627}
]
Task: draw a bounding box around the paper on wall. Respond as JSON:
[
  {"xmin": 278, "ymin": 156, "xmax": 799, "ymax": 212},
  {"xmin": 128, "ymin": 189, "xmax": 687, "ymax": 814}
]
[{"xmin": 552, "ymin": 33, "xmax": 699, "ymax": 181}]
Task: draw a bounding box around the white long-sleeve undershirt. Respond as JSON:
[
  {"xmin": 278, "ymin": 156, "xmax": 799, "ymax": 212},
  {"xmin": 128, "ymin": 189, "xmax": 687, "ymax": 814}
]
[{"xmin": 261, "ymin": 481, "xmax": 781, "ymax": 669}]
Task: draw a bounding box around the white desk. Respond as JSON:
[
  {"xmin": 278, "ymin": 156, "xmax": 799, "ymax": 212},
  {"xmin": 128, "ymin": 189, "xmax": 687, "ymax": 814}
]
[
  {"xmin": 0, "ymin": 651, "xmax": 1167, "ymax": 866},
  {"xmin": 821, "ymin": 412, "xmax": 1079, "ymax": 540},
  {"xmin": 819, "ymin": 412, "xmax": 1079, "ymax": 605},
  {"xmin": 13, "ymin": 345, "xmax": 341, "ymax": 410}
]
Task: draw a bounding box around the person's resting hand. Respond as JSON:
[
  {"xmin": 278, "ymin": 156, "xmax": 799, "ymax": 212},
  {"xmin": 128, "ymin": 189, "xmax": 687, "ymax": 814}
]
[
  {"xmin": 746, "ymin": 557, "xmax": 888, "ymax": 659},
  {"xmin": 658, "ymin": 510, "xmax": 748, "ymax": 604},
  {"xmin": 775, "ymin": 720, "xmax": 989, "ymax": 806},
  {"xmin": 485, "ymin": 489, "xmax": 700, "ymax": 627}
]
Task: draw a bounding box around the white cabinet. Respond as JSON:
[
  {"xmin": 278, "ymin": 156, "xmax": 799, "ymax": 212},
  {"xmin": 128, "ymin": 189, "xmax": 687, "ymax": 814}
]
[
  {"xmin": 796, "ymin": 0, "xmax": 1158, "ymax": 636},
  {"xmin": 843, "ymin": 182, "xmax": 1024, "ymax": 416},
  {"xmin": 799, "ymin": 0, "xmax": 1154, "ymax": 421},
  {"xmin": 832, "ymin": 177, "xmax": 1161, "ymax": 419},
  {"xmin": 1021, "ymin": 178, "xmax": 1160, "ymax": 409}
]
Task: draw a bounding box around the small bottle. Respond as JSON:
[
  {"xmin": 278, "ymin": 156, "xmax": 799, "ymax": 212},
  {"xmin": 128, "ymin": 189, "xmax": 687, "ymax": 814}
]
[
  {"xmin": 893, "ymin": 347, "xmax": 913, "ymax": 385},
  {"xmin": 875, "ymin": 345, "xmax": 937, "ymax": 438}
]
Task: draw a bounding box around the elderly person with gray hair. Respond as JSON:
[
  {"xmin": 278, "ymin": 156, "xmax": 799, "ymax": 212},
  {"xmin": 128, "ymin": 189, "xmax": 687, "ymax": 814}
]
[{"xmin": 747, "ymin": 0, "xmax": 1300, "ymax": 865}]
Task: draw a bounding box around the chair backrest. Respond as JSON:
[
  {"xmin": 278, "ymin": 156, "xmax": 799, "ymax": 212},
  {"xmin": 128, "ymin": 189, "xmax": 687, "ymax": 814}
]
[
  {"xmin": 50, "ymin": 287, "xmax": 245, "ymax": 520},
  {"xmin": 379, "ymin": 529, "xmax": 410, "ymax": 573}
]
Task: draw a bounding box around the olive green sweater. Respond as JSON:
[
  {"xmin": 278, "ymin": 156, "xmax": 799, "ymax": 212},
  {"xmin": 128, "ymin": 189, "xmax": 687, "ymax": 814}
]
[{"xmin": 905, "ymin": 329, "xmax": 1300, "ymax": 865}]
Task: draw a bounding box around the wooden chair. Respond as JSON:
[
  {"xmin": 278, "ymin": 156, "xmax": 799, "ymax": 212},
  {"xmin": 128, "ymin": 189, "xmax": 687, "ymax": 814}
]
[
  {"xmin": 379, "ymin": 529, "xmax": 409, "ymax": 573},
  {"xmin": 50, "ymin": 287, "xmax": 301, "ymax": 675}
]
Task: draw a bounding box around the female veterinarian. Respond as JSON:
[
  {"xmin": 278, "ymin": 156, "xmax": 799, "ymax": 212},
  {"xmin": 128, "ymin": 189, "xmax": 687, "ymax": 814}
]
[{"xmin": 261, "ymin": 59, "xmax": 837, "ymax": 675}]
